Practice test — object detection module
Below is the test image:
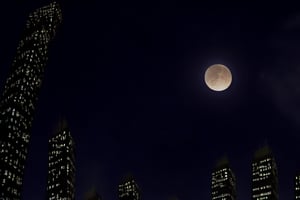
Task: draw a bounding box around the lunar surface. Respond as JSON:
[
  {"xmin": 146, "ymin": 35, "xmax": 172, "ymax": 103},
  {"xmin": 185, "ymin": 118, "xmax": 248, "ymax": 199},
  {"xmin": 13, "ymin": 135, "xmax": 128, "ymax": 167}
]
[{"xmin": 204, "ymin": 64, "xmax": 232, "ymax": 91}]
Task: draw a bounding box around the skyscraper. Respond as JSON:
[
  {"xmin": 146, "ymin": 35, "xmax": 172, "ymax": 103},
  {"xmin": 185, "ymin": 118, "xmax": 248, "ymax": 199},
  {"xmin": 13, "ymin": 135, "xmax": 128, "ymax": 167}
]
[
  {"xmin": 47, "ymin": 119, "xmax": 75, "ymax": 200},
  {"xmin": 0, "ymin": 2, "xmax": 62, "ymax": 199},
  {"xmin": 295, "ymin": 172, "xmax": 300, "ymax": 200},
  {"xmin": 211, "ymin": 156, "xmax": 236, "ymax": 200},
  {"xmin": 252, "ymin": 145, "xmax": 278, "ymax": 200},
  {"xmin": 118, "ymin": 175, "xmax": 141, "ymax": 200}
]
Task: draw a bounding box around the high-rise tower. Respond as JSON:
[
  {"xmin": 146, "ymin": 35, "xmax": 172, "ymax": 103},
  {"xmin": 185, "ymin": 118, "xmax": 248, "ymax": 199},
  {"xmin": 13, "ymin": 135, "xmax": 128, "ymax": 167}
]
[
  {"xmin": 47, "ymin": 119, "xmax": 75, "ymax": 200},
  {"xmin": 211, "ymin": 156, "xmax": 236, "ymax": 200},
  {"xmin": 118, "ymin": 175, "xmax": 141, "ymax": 200},
  {"xmin": 0, "ymin": 2, "xmax": 62, "ymax": 199},
  {"xmin": 251, "ymin": 145, "xmax": 278, "ymax": 200}
]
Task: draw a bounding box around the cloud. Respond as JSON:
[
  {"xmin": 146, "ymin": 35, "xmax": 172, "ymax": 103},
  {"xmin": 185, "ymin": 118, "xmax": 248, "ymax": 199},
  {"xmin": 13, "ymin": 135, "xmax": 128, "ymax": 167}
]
[
  {"xmin": 261, "ymin": 17, "xmax": 300, "ymax": 128},
  {"xmin": 260, "ymin": 50, "xmax": 300, "ymax": 128}
]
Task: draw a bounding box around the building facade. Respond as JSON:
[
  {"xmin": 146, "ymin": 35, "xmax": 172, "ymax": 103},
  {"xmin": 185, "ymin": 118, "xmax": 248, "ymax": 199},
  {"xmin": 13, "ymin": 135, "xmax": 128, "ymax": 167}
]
[
  {"xmin": 118, "ymin": 175, "xmax": 141, "ymax": 200},
  {"xmin": 47, "ymin": 120, "xmax": 75, "ymax": 200},
  {"xmin": 0, "ymin": 2, "xmax": 62, "ymax": 199},
  {"xmin": 295, "ymin": 172, "xmax": 300, "ymax": 200},
  {"xmin": 211, "ymin": 156, "xmax": 236, "ymax": 200},
  {"xmin": 252, "ymin": 146, "xmax": 278, "ymax": 200}
]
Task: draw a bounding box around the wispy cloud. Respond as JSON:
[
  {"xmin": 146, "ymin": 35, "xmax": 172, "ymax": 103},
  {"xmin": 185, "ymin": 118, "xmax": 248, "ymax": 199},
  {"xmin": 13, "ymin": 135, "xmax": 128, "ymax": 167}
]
[{"xmin": 260, "ymin": 13, "xmax": 300, "ymax": 129}]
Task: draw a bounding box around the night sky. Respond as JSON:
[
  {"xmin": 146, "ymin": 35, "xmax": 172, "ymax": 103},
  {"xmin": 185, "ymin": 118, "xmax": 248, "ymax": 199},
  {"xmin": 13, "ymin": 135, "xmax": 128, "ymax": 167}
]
[{"xmin": 1, "ymin": 0, "xmax": 300, "ymax": 200}]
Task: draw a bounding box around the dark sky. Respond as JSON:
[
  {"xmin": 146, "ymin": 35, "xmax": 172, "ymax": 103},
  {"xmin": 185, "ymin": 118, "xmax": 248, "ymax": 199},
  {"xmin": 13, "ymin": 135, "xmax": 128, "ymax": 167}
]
[{"xmin": 1, "ymin": 0, "xmax": 300, "ymax": 200}]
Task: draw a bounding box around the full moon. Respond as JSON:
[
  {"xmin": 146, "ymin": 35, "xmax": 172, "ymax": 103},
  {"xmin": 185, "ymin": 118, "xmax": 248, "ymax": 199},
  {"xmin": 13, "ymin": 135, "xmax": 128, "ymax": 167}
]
[{"xmin": 204, "ymin": 64, "xmax": 232, "ymax": 91}]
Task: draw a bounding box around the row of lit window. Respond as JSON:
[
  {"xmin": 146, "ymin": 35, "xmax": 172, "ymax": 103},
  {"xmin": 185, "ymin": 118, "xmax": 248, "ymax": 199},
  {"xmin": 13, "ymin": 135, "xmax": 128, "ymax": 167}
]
[
  {"xmin": 212, "ymin": 176, "xmax": 229, "ymax": 184},
  {"xmin": 252, "ymin": 185, "xmax": 271, "ymax": 191},
  {"xmin": 212, "ymin": 173, "xmax": 229, "ymax": 179},
  {"xmin": 212, "ymin": 193, "xmax": 230, "ymax": 199},
  {"xmin": 253, "ymin": 168, "xmax": 271, "ymax": 173},
  {"xmin": 212, "ymin": 168, "xmax": 229, "ymax": 174},
  {"xmin": 253, "ymin": 176, "xmax": 272, "ymax": 182},
  {"xmin": 253, "ymin": 164, "xmax": 272, "ymax": 170},
  {"xmin": 253, "ymin": 191, "xmax": 271, "ymax": 198},
  {"xmin": 256, "ymin": 196, "xmax": 269, "ymax": 200},
  {"xmin": 252, "ymin": 158, "xmax": 272, "ymax": 166}
]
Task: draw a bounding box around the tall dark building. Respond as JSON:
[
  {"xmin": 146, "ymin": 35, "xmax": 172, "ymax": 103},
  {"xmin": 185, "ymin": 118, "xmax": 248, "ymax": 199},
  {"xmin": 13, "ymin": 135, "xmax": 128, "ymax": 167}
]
[
  {"xmin": 252, "ymin": 145, "xmax": 278, "ymax": 200},
  {"xmin": 46, "ymin": 120, "xmax": 75, "ymax": 200},
  {"xmin": 118, "ymin": 175, "xmax": 141, "ymax": 200},
  {"xmin": 0, "ymin": 2, "xmax": 62, "ymax": 199},
  {"xmin": 295, "ymin": 172, "xmax": 300, "ymax": 200},
  {"xmin": 211, "ymin": 156, "xmax": 236, "ymax": 200}
]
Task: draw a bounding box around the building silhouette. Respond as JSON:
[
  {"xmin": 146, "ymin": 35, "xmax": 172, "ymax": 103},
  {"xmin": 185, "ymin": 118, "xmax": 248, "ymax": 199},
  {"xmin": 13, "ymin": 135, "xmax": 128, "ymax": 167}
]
[
  {"xmin": 85, "ymin": 187, "xmax": 102, "ymax": 200},
  {"xmin": 295, "ymin": 172, "xmax": 300, "ymax": 200},
  {"xmin": 118, "ymin": 174, "xmax": 141, "ymax": 200},
  {"xmin": 0, "ymin": 2, "xmax": 62, "ymax": 199},
  {"xmin": 46, "ymin": 119, "xmax": 75, "ymax": 200},
  {"xmin": 252, "ymin": 145, "xmax": 278, "ymax": 200},
  {"xmin": 211, "ymin": 156, "xmax": 236, "ymax": 200}
]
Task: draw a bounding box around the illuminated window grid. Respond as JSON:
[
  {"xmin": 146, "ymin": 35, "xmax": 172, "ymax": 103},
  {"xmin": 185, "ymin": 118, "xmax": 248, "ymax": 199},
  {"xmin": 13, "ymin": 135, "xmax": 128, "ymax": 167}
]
[
  {"xmin": 211, "ymin": 166, "xmax": 236, "ymax": 200},
  {"xmin": 0, "ymin": 2, "xmax": 62, "ymax": 199},
  {"xmin": 251, "ymin": 156, "xmax": 278, "ymax": 200},
  {"xmin": 118, "ymin": 179, "xmax": 141, "ymax": 200},
  {"xmin": 47, "ymin": 129, "xmax": 75, "ymax": 200}
]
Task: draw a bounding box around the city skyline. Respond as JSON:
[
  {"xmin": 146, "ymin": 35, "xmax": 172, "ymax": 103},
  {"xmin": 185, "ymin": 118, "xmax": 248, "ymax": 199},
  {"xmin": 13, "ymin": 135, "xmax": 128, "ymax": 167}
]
[{"xmin": 1, "ymin": 0, "xmax": 300, "ymax": 200}]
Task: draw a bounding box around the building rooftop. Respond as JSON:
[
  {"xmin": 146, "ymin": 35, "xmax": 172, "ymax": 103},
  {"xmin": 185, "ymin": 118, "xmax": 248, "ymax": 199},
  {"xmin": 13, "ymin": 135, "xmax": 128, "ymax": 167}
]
[
  {"xmin": 215, "ymin": 155, "xmax": 230, "ymax": 169},
  {"xmin": 254, "ymin": 145, "xmax": 272, "ymax": 160},
  {"xmin": 56, "ymin": 116, "xmax": 68, "ymax": 131},
  {"xmin": 121, "ymin": 173, "xmax": 136, "ymax": 183}
]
